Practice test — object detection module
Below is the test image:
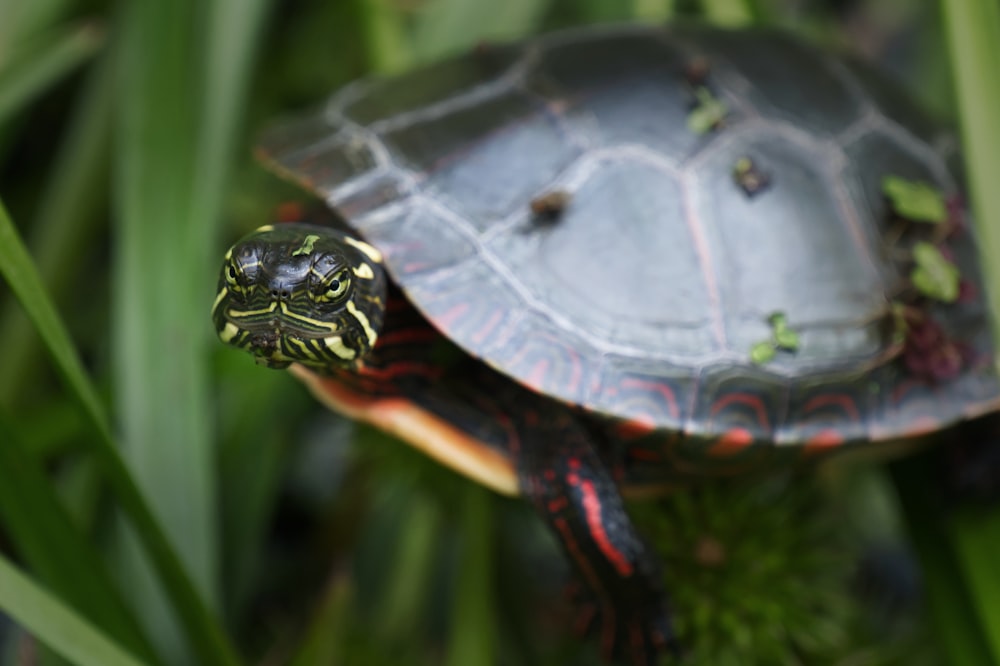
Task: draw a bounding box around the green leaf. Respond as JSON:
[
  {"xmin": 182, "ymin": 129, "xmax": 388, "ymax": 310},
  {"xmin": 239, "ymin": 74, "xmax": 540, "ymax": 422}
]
[
  {"xmin": 774, "ymin": 328, "xmax": 799, "ymax": 351},
  {"xmin": 687, "ymin": 87, "xmax": 727, "ymax": 135},
  {"xmin": 750, "ymin": 341, "xmax": 776, "ymax": 364},
  {"xmin": 911, "ymin": 241, "xmax": 960, "ymax": 302},
  {"xmin": 881, "ymin": 175, "xmax": 947, "ymax": 224},
  {"xmin": 0, "ymin": 554, "xmax": 148, "ymax": 666}
]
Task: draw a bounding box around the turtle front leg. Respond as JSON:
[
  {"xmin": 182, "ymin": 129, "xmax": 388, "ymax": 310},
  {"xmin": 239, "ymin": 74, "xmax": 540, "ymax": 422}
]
[{"xmin": 516, "ymin": 408, "xmax": 677, "ymax": 664}]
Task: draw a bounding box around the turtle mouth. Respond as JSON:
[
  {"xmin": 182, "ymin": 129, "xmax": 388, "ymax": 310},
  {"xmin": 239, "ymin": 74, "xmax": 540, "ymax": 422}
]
[{"xmin": 216, "ymin": 304, "xmax": 362, "ymax": 369}]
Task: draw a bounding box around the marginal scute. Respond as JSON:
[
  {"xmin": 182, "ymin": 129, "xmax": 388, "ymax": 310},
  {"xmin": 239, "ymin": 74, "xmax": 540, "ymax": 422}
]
[{"xmin": 259, "ymin": 121, "xmax": 380, "ymax": 194}]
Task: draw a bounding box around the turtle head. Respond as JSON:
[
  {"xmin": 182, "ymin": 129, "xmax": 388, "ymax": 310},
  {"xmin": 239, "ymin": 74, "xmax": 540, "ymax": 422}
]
[{"xmin": 212, "ymin": 223, "xmax": 387, "ymax": 370}]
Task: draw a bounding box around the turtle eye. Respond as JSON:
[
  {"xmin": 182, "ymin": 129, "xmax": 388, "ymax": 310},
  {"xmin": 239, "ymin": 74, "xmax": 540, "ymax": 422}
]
[
  {"xmin": 314, "ymin": 269, "xmax": 351, "ymax": 302},
  {"xmin": 225, "ymin": 261, "xmax": 243, "ymax": 291}
]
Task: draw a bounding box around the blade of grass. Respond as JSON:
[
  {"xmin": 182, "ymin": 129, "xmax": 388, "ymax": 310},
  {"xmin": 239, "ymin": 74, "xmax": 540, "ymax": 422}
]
[
  {"xmin": 889, "ymin": 457, "xmax": 994, "ymax": 664},
  {"xmin": 445, "ymin": 485, "xmax": 495, "ymax": 666},
  {"xmin": 0, "ymin": 22, "xmax": 104, "ymax": 128},
  {"xmin": 939, "ymin": 0, "xmax": 1000, "ymax": 659},
  {"xmin": 0, "ymin": 201, "xmax": 240, "ymax": 665},
  {"xmin": 411, "ymin": 0, "xmax": 551, "ymax": 62},
  {"xmin": 633, "ymin": 0, "xmax": 675, "ymax": 22},
  {"xmin": 0, "ymin": 554, "xmax": 147, "ymax": 666},
  {"xmin": 941, "ymin": 0, "xmax": 1000, "ymax": 322},
  {"xmin": 359, "ymin": 0, "xmax": 413, "ymax": 74},
  {"xmin": 0, "ymin": 0, "xmax": 73, "ymax": 60},
  {"xmin": 0, "ymin": 412, "xmax": 158, "ymax": 663},
  {"xmin": 112, "ymin": 0, "xmax": 270, "ymax": 656},
  {"xmin": 0, "ymin": 50, "xmax": 112, "ymax": 406},
  {"xmin": 699, "ymin": 0, "xmax": 755, "ymax": 27},
  {"xmin": 288, "ymin": 575, "xmax": 354, "ymax": 666}
]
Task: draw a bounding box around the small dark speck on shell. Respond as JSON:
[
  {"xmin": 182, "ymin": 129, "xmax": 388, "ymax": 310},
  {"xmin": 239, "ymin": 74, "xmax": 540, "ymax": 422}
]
[
  {"xmin": 530, "ymin": 190, "xmax": 572, "ymax": 223},
  {"xmin": 683, "ymin": 56, "xmax": 711, "ymax": 87},
  {"xmin": 733, "ymin": 156, "xmax": 771, "ymax": 198}
]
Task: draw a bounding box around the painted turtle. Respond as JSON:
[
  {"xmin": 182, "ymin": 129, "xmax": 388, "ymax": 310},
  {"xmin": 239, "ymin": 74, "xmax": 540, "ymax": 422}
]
[{"xmin": 212, "ymin": 23, "xmax": 999, "ymax": 664}]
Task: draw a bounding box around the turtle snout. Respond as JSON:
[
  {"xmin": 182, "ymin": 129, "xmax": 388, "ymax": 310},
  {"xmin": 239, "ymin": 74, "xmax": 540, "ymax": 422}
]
[{"xmin": 267, "ymin": 280, "xmax": 293, "ymax": 302}]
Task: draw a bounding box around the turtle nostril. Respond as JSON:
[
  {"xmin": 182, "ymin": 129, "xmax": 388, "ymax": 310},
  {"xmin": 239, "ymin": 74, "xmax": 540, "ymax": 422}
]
[{"xmin": 281, "ymin": 290, "xmax": 290, "ymax": 299}]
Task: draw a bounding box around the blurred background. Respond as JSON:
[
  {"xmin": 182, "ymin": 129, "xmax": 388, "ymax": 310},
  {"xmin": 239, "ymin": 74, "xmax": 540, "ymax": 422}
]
[{"xmin": 1, "ymin": 0, "xmax": 999, "ymax": 664}]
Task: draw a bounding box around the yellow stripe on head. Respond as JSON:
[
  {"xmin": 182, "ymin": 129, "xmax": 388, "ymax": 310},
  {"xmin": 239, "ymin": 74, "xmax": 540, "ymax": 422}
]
[
  {"xmin": 346, "ymin": 300, "xmax": 378, "ymax": 347},
  {"xmin": 345, "ymin": 236, "xmax": 383, "ymax": 263}
]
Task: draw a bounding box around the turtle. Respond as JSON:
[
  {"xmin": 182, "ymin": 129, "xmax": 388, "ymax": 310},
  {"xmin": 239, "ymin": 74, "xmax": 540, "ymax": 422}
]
[{"xmin": 211, "ymin": 23, "xmax": 1000, "ymax": 664}]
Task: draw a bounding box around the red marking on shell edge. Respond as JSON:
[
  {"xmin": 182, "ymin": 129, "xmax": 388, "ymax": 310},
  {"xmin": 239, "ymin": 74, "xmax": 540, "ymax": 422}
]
[
  {"xmin": 620, "ymin": 378, "xmax": 680, "ymax": 419},
  {"xmin": 528, "ymin": 359, "xmax": 549, "ymax": 390},
  {"xmin": 432, "ymin": 302, "xmax": 469, "ymax": 329},
  {"xmin": 615, "ymin": 417, "xmax": 657, "ymax": 439},
  {"xmin": 708, "ymin": 428, "xmax": 754, "ymax": 456},
  {"xmin": 802, "ymin": 393, "xmax": 860, "ymax": 421},
  {"xmin": 803, "ymin": 429, "xmax": 846, "ymax": 454},
  {"xmin": 470, "ymin": 309, "xmax": 504, "ymax": 345},
  {"xmin": 710, "ymin": 392, "xmax": 771, "ymax": 431}
]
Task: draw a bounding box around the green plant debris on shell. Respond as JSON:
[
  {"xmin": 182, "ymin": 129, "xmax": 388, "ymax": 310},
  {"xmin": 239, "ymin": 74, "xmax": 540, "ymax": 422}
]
[
  {"xmin": 890, "ymin": 302, "xmax": 910, "ymax": 346},
  {"xmin": 687, "ymin": 86, "xmax": 727, "ymax": 134},
  {"xmin": 292, "ymin": 234, "xmax": 320, "ymax": 256},
  {"xmin": 911, "ymin": 241, "xmax": 960, "ymax": 302},
  {"xmin": 750, "ymin": 341, "xmax": 776, "ymax": 364},
  {"xmin": 882, "ymin": 175, "xmax": 947, "ymax": 223},
  {"xmin": 774, "ymin": 328, "xmax": 799, "ymax": 350}
]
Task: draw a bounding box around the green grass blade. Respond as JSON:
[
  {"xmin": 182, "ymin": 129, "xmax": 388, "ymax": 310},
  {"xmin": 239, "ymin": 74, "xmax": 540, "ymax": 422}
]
[
  {"xmin": 410, "ymin": 0, "xmax": 551, "ymax": 62},
  {"xmin": 0, "ymin": 0, "xmax": 73, "ymax": 56},
  {"xmin": 445, "ymin": 485, "xmax": 495, "ymax": 666},
  {"xmin": 890, "ymin": 458, "xmax": 994, "ymax": 664},
  {"xmin": 0, "ymin": 412, "xmax": 158, "ymax": 663},
  {"xmin": 288, "ymin": 576, "xmax": 354, "ymax": 666},
  {"xmin": 632, "ymin": 0, "xmax": 675, "ymax": 22},
  {"xmin": 0, "ymin": 201, "xmax": 240, "ymax": 666},
  {"xmin": 0, "ymin": 22, "xmax": 104, "ymax": 127},
  {"xmin": 0, "ymin": 554, "xmax": 148, "ymax": 666},
  {"xmin": 939, "ymin": 0, "xmax": 1000, "ymax": 659},
  {"xmin": 358, "ymin": 0, "xmax": 412, "ymax": 73},
  {"xmin": 0, "ymin": 50, "xmax": 112, "ymax": 406},
  {"xmin": 0, "ymin": 203, "xmax": 114, "ymax": 450},
  {"xmin": 941, "ymin": 0, "xmax": 1000, "ymax": 323},
  {"xmin": 699, "ymin": 0, "xmax": 754, "ymax": 27}
]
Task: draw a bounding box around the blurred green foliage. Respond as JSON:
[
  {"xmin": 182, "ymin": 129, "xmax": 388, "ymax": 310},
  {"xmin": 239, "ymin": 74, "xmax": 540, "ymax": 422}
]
[{"xmin": 0, "ymin": 0, "xmax": 998, "ymax": 665}]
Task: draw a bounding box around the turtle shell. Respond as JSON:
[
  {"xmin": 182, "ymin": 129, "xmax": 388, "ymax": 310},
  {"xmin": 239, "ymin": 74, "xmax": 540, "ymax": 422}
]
[{"xmin": 257, "ymin": 23, "xmax": 1000, "ymax": 453}]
